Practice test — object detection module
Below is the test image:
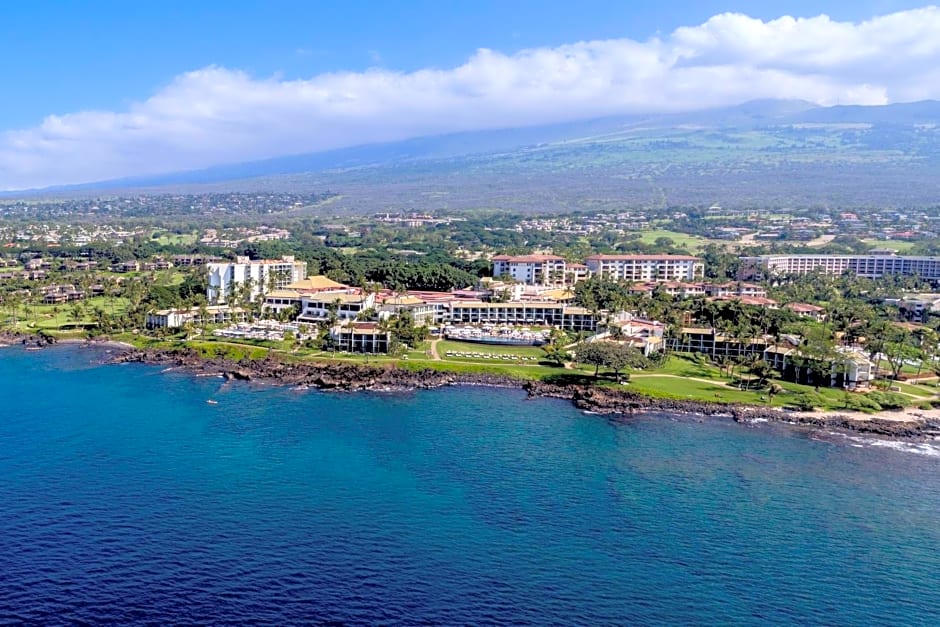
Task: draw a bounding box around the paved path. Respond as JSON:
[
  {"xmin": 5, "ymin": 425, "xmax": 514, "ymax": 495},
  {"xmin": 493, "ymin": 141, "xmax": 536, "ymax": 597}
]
[
  {"xmin": 629, "ymin": 373, "xmax": 730, "ymax": 386},
  {"xmin": 428, "ymin": 338, "xmax": 442, "ymax": 360}
]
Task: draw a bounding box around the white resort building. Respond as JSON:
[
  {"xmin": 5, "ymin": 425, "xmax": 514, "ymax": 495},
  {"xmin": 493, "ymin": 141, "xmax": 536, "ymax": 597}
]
[
  {"xmin": 207, "ymin": 255, "xmax": 307, "ymax": 304},
  {"xmin": 741, "ymin": 252, "xmax": 940, "ymax": 281},
  {"xmin": 584, "ymin": 254, "xmax": 705, "ymax": 282},
  {"xmin": 491, "ymin": 254, "xmax": 569, "ymax": 286},
  {"xmin": 146, "ymin": 305, "xmax": 248, "ymax": 329}
]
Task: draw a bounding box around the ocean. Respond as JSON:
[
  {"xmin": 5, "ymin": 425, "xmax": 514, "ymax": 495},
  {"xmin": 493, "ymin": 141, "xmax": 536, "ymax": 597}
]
[{"xmin": 1, "ymin": 345, "xmax": 939, "ymax": 625}]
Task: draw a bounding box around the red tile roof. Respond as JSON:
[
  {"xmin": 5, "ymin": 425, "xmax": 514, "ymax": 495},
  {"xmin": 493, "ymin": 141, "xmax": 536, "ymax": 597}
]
[{"xmin": 585, "ymin": 254, "xmax": 701, "ymax": 261}]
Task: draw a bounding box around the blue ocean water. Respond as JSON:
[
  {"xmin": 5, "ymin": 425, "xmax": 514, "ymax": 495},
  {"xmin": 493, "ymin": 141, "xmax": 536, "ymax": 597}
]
[{"xmin": 1, "ymin": 346, "xmax": 940, "ymax": 625}]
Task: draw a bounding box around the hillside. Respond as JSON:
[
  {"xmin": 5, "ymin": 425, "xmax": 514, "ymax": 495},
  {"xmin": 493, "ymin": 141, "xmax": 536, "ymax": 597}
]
[{"xmin": 11, "ymin": 100, "xmax": 940, "ymax": 211}]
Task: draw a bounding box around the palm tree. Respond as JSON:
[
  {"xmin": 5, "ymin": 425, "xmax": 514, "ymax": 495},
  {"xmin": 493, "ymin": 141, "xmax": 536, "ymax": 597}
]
[{"xmin": 766, "ymin": 382, "xmax": 784, "ymax": 405}]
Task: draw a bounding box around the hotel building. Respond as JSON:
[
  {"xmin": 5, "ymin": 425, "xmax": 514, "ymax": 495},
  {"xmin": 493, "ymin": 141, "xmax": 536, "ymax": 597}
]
[
  {"xmin": 583, "ymin": 254, "xmax": 704, "ymax": 282},
  {"xmin": 741, "ymin": 253, "xmax": 940, "ymax": 281},
  {"xmin": 207, "ymin": 255, "xmax": 307, "ymax": 304}
]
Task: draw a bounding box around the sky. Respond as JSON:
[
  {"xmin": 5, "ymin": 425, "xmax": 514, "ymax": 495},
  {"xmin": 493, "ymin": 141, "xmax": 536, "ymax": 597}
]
[{"xmin": 0, "ymin": 0, "xmax": 937, "ymax": 190}]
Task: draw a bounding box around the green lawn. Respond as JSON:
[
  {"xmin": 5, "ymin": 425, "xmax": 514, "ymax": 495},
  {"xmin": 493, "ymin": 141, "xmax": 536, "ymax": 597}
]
[
  {"xmin": 154, "ymin": 231, "xmax": 199, "ymax": 246},
  {"xmin": 861, "ymin": 239, "xmax": 916, "ymax": 252},
  {"xmin": 10, "ymin": 296, "xmax": 131, "ymax": 331},
  {"xmin": 646, "ymin": 354, "xmax": 724, "ymax": 378},
  {"xmin": 883, "ymin": 380, "xmax": 937, "ymax": 398},
  {"xmin": 625, "ymin": 375, "xmax": 763, "ymax": 404},
  {"xmin": 631, "ymin": 229, "xmax": 713, "ymax": 252},
  {"xmin": 437, "ymin": 339, "xmax": 546, "ymax": 358}
]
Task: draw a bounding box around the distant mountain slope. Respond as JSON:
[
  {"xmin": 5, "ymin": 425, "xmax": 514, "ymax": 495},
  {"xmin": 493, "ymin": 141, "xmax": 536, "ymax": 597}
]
[{"xmin": 9, "ymin": 99, "xmax": 940, "ymax": 210}]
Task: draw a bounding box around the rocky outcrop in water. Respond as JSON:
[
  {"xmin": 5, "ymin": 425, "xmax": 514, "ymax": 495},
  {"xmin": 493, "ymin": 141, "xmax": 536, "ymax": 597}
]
[{"xmin": 0, "ymin": 330, "xmax": 57, "ymax": 347}]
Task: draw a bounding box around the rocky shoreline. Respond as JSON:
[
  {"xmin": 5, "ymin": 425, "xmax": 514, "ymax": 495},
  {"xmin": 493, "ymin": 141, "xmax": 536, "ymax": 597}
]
[
  {"xmin": 0, "ymin": 329, "xmax": 58, "ymax": 348},
  {"xmin": 105, "ymin": 346, "xmax": 940, "ymax": 442}
]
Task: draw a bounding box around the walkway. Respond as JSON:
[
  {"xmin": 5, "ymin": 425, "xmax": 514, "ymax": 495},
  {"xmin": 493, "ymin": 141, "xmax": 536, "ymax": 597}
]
[{"xmin": 428, "ymin": 338, "xmax": 442, "ymax": 360}]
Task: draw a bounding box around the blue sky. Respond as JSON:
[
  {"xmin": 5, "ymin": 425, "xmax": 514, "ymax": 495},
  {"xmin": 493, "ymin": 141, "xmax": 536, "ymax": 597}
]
[
  {"xmin": 0, "ymin": 1, "xmax": 937, "ymax": 189},
  {"xmin": 0, "ymin": 0, "xmax": 923, "ymax": 129}
]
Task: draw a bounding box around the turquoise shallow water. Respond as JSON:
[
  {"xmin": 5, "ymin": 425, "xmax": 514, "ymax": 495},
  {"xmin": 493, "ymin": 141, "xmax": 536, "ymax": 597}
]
[{"xmin": 1, "ymin": 346, "xmax": 940, "ymax": 625}]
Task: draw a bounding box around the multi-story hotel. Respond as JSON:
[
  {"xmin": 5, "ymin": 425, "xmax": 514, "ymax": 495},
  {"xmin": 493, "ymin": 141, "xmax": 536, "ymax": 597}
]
[
  {"xmin": 207, "ymin": 255, "xmax": 307, "ymax": 303},
  {"xmin": 447, "ymin": 301, "xmax": 617, "ymax": 332},
  {"xmin": 741, "ymin": 253, "xmax": 940, "ymax": 281},
  {"xmin": 584, "ymin": 254, "xmax": 705, "ymax": 282},
  {"xmin": 491, "ymin": 254, "xmax": 568, "ymax": 286},
  {"xmin": 492, "ymin": 254, "xmax": 704, "ymax": 285}
]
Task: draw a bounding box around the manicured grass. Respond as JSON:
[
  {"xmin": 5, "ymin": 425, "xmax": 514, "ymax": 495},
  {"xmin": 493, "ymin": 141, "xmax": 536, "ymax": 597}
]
[
  {"xmin": 397, "ymin": 358, "xmax": 565, "ymax": 380},
  {"xmin": 186, "ymin": 340, "xmax": 272, "ymax": 361},
  {"xmin": 631, "ymin": 229, "xmax": 713, "ymax": 252},
  {"xmin": 861, "ymin": 239, "xmax": 916, "ymax": 252},
  {"xmin": 154, "ymin": 231, "xmax": 199, "ymax": 246},
  {"xmin": 883, "ymin": 380, "xmax": 937, "ymax": 398},
  {"xmin": 437, "ymin": 339, "xmax": 546, "ymax": 358},
  {"xmin": 12, "ymin": 296, "xmax": 131, "ymax": 331},
  {"xmin": 647, "ymin": 354, "xmax": 724, "ymax": 378},
  {"xmin": 625, "ymin": 375, "xmax": 763, "ymax": 404}
]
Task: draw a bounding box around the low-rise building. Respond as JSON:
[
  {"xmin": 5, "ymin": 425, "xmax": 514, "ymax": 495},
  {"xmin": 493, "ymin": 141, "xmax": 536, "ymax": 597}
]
[
  {"xmin": 784, "ymin": 303, "xmax": 827, "ymax": 321},
  {"xmin": 378, "ymin": 294, "xmax": 440, "ymax": 326},
  {"xmin": 329, "ymin": 322, "xmax": 391, "ymax": 353},
  {"xmin": 42, "ymin": 285, "xmax": 84, "ymax": 304},
  {"xmin": 298, "ymin": 291, "xmax": 376, "ymax": 322},
  {"xmin": 763, "ymin": 345, "xmax": 872, "ymax": 389},
  {"xmin": 447, "ymin": 300, "xmax": 612, "ymax": 332},
  {"xmin": 668, "ymin": 327, "xmax": 770, "ymax": 358},
  {"xmin": 146, "ymin": 305, "xmax": 249, "ymax": 329}
]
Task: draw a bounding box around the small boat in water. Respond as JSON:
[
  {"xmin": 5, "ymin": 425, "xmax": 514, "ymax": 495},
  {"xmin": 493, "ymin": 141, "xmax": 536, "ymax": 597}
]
[{"xmin": 206, "ymin": 399, "xmax": 218, "ymax": 405}]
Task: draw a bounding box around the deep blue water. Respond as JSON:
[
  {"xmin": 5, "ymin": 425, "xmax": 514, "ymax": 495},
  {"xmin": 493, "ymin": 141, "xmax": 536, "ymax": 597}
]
[{"xmin": 2, "ymin": 346, "xmax": 940, "ymax": 625}]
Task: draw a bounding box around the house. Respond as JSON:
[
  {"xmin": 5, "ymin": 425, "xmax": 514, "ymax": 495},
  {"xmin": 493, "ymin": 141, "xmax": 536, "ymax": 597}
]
[
  {"xmin": 784, "ymin": 303, "xmax": 827, "ymax": 321},
  {"xmin": 113, "ymin": 261, "xmax": 140, "ymax": 273},
  {"xmin": 42, "ymin": 285, "xmax": 84, "ymax": 304}
]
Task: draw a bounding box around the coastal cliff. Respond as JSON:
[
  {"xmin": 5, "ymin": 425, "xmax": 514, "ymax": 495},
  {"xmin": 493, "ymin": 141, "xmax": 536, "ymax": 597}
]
[{"xmin": 108, "ymin": 347, "xmax": 940, "ymax": 441}]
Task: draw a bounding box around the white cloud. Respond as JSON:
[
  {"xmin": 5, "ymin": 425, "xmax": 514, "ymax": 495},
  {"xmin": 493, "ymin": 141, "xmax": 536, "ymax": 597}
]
[{"xmin": 3, "ymin": 6, "xmax": 940, "ymax": 190}]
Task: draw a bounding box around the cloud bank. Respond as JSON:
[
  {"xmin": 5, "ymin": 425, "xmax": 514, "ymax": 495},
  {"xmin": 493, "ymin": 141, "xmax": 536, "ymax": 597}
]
[{"xmin": 3, "ymin": 6, "xmax": 940, "ymax": 190}]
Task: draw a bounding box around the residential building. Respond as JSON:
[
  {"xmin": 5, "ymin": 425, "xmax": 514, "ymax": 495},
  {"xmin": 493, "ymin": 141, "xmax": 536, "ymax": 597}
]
[
  {"xmin": 42, "ymin": 285, "xmax": 84, "ymax": 304},
  {"xmin": 207, "ymin": 255, "xmax": 307, "ymax": 304},
  {"xmin": 584, "ymin": 254, "xmax": 704, "ymax": 282},
  {"xmin": 784, "ymin": 303, "xmax": 827, "ymax": 321},
  {"xmin": 704, "ymin": 282, "xmax": 767, "ymax": 298}
]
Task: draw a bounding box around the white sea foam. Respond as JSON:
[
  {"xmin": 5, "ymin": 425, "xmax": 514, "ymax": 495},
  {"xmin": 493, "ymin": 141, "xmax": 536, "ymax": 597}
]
[{"xmin": 836, "ymin": 433, "xmax": 940, "ymax": 458}]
